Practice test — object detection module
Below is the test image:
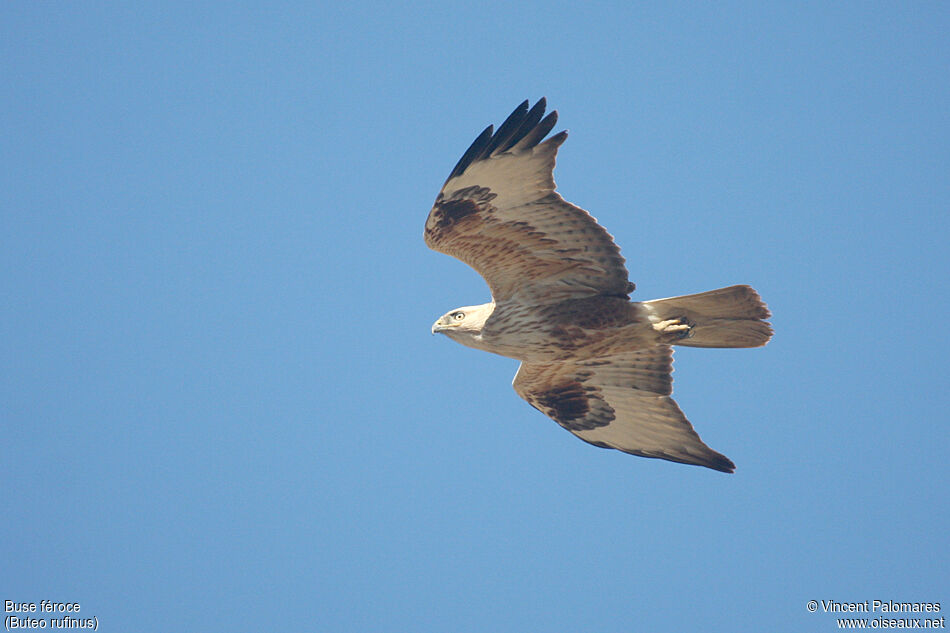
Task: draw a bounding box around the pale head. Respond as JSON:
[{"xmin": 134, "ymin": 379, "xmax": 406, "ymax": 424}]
[{"xmin": 431, "ymin": 302, "xmax": 494, "ymax": 346}]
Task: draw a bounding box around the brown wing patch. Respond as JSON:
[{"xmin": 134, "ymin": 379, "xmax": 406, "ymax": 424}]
[
  {"xmin": 531, "ymin": 377, "xmax": 615, "ymax": 432},
  {"xmin": 428, "ymin": 186, "xmax": 497, "ymax": 232}
]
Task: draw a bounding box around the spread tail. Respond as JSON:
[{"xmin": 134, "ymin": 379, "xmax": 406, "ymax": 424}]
[{"xmin": 643, "ymin": 285, "xmax": 773, "ymax": 348}]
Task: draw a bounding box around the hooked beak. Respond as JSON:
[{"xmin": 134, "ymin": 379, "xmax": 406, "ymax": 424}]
[{"xmin": 431, "ymin": 316, "xmax": 454, "ymax": 335}]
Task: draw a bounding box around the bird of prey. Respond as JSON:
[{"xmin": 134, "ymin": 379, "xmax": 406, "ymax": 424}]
[{"xmin": 425, "ymin": 99, "xmax": 771, "ymax": 472}]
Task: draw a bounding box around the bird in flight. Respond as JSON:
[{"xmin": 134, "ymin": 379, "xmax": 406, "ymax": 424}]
[{"xmin": 425, "ymin": 99, "xmax": 771, "ymax": 472}]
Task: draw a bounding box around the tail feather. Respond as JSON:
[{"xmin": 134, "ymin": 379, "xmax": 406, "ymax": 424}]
[{"xmin": 642, "ymin": 285, "xmax": 773, "ymax": 348}]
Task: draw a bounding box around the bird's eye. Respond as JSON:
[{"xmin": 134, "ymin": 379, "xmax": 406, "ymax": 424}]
[{"xmin": 453, "ymin": 312, "xmax": 465, "ymax": 320}]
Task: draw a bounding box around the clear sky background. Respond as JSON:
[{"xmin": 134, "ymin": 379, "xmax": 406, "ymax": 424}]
[{"xmin": 2, "ymin": 2, "xmax": 948, "ymax": 632}]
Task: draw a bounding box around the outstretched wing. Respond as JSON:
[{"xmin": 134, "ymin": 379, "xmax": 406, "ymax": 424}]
[
  {"xmin": 424, "ymin": 99, "xmax": 633, "ymax": 305},
  {"xmin": 512, "ymin": 348, "xmax": 736, "ymax": 472}
]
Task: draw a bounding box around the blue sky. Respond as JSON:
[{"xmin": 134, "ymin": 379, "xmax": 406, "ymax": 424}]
[{"xmin": 2, "ymin": 2, "xmax": 947, "ymax": 631}]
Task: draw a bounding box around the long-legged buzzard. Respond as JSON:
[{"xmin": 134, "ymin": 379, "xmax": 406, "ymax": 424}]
[{"xmin": 426, "ymin": 99, "xmax": 771, "ymax": 472}]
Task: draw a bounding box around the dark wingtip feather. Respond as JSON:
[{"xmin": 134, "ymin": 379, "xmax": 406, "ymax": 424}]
[
  {"xmin": 445, "ymin": 99, "xmax": 560, "ymax": 183},
  {"xmin": 481, "ymin": 99, "xmax": 530, "ymax": 158},
  {"xmin": 501, "ymin": 98, "xmax": 547, "ymax": 152},
  {"xmin": 710, "ymin": 454, "xmax": 737, "ymax": 474},
  {"xmin": 514, "ymin": 110, "xmax": 559, "ymax": 151},
  {"xmin": 623, "ymin": 448, "xmax": 736, "ymax": 473},
  {"xmin": 447, "ymin": 124, "xmax": 493, "ymax": 181},
  {"xmin": 543, "ymin": 129, "xmax": 568, "ymax": 149}
]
